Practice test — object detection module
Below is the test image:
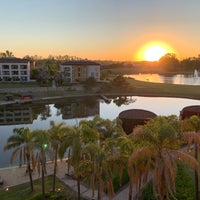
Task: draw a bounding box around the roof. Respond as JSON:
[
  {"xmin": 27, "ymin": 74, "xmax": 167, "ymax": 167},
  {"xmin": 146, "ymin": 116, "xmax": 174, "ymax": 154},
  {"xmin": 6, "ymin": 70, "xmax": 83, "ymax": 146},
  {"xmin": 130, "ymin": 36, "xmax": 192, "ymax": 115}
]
[
  {"xmin": 61, "ymin": 60, "xmax": 100, "ymax": 66},
  {"xmin": 119, "ymin": 109, "xmax": 157, "ymax": 119},
  {"xmin": 180, "ymin": 105, "xmax": 200, "ymax": 119},
  {"xmin": 0, "ymin": 57, "xmax": 29, "ymax": 63},
  {"xmin": 181, "ymin": 105, "xmax": 200, "ymax": 112}
]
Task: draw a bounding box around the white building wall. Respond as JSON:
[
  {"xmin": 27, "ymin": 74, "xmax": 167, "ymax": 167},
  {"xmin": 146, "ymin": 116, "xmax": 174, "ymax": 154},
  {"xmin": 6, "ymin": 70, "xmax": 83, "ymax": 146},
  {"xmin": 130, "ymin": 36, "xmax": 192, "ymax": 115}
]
[
  {"xmin": 87, "ymin": 65, "xmax": 100, "ymax": 81},
  {"xmin": 60, "ymin": 65, "xmax": 73, "ymax": 82},
  {"xmin": 0, "ymin": 61, "xmax": 30, "ymax": 81}
]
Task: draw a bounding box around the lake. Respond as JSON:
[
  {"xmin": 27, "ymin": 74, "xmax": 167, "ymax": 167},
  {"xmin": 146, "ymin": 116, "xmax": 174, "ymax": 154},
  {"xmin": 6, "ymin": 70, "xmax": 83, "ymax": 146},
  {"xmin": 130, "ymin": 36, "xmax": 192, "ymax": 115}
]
[
  {"xmin": 1, "ymin": 95, "xmax": 200, "ymax": 168},
  {"xmin": 125, "ymin": 73, "xmax": 200, "ymax": 85}
]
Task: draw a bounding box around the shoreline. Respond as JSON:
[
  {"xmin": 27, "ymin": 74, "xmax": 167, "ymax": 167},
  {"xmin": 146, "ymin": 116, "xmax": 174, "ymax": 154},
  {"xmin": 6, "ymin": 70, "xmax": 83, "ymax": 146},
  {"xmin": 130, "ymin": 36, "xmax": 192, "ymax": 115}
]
[{"xmin": 0, "ymin": 92, "xmax": 200, "ymax": 107}]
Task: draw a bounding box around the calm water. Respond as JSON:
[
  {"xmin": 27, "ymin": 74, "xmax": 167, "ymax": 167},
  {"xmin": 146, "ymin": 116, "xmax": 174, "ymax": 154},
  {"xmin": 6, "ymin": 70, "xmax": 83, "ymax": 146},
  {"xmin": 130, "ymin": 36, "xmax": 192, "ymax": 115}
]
[
  {"xmin": 125, "ymin": 73, "xmax": 200, "ymax": 85},
  {"xmin": 1, "ymin": 96, "xmax": 200, "ymax": 168}
]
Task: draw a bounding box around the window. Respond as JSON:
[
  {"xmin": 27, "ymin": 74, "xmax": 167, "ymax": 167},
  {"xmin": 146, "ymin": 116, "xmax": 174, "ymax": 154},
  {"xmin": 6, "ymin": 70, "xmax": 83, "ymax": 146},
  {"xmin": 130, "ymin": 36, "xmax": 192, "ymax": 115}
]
[
  {"xmin": 2, "ymin": 65, "xmax": 9, "ymax": 70},
  {"xmin": 12, "ymin": 71, "xmax": 19, "ymax": 75},
  {"xmin": 11, "ymin": 65, "xmax": 18, "ymax": 69},
  {"xmin": 20, "ymin": 65, "xmax": 27, "ymax": 69}
]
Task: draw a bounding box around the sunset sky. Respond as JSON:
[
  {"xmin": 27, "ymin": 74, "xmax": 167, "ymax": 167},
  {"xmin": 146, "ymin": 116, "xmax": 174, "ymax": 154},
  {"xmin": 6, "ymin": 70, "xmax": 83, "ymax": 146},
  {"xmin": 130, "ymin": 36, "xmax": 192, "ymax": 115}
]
[{"xmin": 1, "ymin": 0, "xmax": 200, "ymax": 61}]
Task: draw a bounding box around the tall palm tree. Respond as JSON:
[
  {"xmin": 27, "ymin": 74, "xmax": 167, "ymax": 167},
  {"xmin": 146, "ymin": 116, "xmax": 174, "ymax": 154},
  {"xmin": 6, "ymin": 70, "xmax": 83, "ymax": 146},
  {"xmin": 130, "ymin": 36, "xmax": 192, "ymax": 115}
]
[
  {"xmin": 180, "ymin": 115, "xmax": 200, "ymax": 200},
  {"xmin": 117, "ymin": 135, "xmax": 136, "ymax": 200},
  {"xmin": 129, "ymin": 116, "xmax": 199, "ymax": 200},
  {"xmin": 2, "ymin": 50, "xmax": 14, "ymax": 58},
  {"xmin": 48, "ymin": 120, "xmax": 68, "ymax": 193},
  {"xmin": 32, "ymin": 129, "xmax": 50, "ymax": 200},
  {"xmin": 59, "ymin": 125, "xmax": 83, "ymax": 200},
  {"xmin": 4, "ymin": 127, "xmax": 35, "ymax": 192}
]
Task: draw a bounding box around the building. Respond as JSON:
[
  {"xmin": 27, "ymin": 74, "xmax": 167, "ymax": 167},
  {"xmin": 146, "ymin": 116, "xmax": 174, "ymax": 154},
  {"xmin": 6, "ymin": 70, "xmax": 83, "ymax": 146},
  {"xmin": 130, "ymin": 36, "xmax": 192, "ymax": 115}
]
[
  {"xmin": 60, "ymin": 60, "xmax": 100, "ymax": 83},
  {"xmin": 180, "ymin": 105, "xmax": 200, "ymax": 120},
  {"xmin": 119, "ymin": 109, "xmax": 157, "ymax": 134},
  {"xmin": 0, "ymin": 57, "xmax": 30, "ymax": 81}
]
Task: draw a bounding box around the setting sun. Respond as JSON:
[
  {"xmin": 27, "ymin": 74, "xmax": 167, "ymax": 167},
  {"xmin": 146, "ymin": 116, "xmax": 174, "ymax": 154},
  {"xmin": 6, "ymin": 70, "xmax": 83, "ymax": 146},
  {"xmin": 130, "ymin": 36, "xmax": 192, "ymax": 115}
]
[
  {"xmin": 136, "ymin": 41, "xmax": 175, "ymax": 61},
  {"xmin": 143, "ymin": 45, "xmax": 167, "ymax": 61}
]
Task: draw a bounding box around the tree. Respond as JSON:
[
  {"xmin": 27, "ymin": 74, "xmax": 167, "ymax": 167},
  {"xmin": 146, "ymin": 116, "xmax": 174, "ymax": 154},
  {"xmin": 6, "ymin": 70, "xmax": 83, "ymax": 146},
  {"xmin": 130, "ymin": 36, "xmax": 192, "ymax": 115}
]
[
  {"xmin": 180, "ymin": 115, "xmax": 200, "ymax": 200},
  {"xmin": 48, "ymin": 120, "xmax": 68, "ymax": 193},
  {"xmin": 118, "ymin": 135, "xmax": 136, "ymax": 200},
  {"xmin": 59, "ymin": 126, "xmax": 83, "ymax": 200},
  {"xmin": 4, "ymin": 128, "xmax": 35, "ymax": 192},
  {"xmin": 80, "ymin": 118, "xmax": 125, "ymax": 199},
  {"xmin": 112, "ymin": 75, "xmax": 129, "ymax": 88},
  {"xmin": 129, "ymin": 116, "xmax": 199, "ymax": 199},
  {"xmin": 159, "ymin": 53, "xmax": 180, "ymax": 72},
  {"xmin": 32, "ymin": 129, "xmax": 50, "ymax": 200},
  {"xmin": 1, "ymin": 50, "xmax": 14, "ymax": 58}
]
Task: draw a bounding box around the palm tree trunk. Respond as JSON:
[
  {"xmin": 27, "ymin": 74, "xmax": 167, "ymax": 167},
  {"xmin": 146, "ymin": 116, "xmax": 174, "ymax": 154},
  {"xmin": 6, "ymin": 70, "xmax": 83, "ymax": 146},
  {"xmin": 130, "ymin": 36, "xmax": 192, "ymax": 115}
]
[
  {"xmin": 129, "ymin": 182, "xmax": 133, "ymax": 200},
  {"xmin": 194, "ymin": 143, "xmax": 199, "ymax": 200},
  {"xmin": 67, "ymin": 148, "xmax": 71, "ymax": 174},
  {"xmin": 52, "ymin": 148, "xmax": 58, "ymax": 193},
  {"xmin": 28, "ymin": 162, "xmax": 34, "ymax": 192},
  {"xmin": 41, "ymin": 157, "xmax": 45, "ymax": 200},
  {"xmin": 98, "ymin": 180, "xmax": 103, "ymax": 200},
  {"xmin": 77, "ymin": 177, "xmax": 81, "ymax": 200}
]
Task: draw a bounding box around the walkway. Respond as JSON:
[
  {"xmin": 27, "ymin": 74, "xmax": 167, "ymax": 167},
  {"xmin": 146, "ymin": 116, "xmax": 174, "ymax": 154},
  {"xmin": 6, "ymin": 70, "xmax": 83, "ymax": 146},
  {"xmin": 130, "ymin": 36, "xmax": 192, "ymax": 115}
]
[{"xmin": 0, "ymin": 160, "xmax": 132, "ymax": 200}]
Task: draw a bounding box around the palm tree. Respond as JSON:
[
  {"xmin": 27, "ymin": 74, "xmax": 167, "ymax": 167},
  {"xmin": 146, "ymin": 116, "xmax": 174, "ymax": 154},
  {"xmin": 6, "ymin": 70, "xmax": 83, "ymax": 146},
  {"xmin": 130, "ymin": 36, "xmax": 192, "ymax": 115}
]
[
  {"xmin": 2, "ymin": 50, "xmax": 14, "ymax": 58},
  {"xmin": 180, "ymin": 115, "xmax": 200, "ymax": 200},
  {"xmin": 32, "ymin": 129, "xmax": 50, "ymax": 200},
  {"xmin": 59, "ymin": 125, "xmax": 83, "ymax": 200},
  {"xmin": 48, "ymin": 120, "xmax": 68, "ymax": 193},
  {"xmin": 80, "ymin": 115, "xmax": 125, "ymax": 142},
  {"xmin": 117, "ymin": 135, "xmax": 136, "ymax": 200},
  {"xmin": 80, "ymin": 116, "xmax": 125, "ymax": 199},
  {"xmin": 128, "ymin": 116, "xmax": 199, "ymax": 200},
  {"xmin": 4, "ymin": 127, "xmax": 35, "ymax": 192}
]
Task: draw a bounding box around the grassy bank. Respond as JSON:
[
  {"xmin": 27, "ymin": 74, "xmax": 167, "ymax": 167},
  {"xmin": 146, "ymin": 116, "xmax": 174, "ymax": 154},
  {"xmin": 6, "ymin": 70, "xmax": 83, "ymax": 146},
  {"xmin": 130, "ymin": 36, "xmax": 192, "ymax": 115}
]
[
  {"xmin": 1, "ymin": 79, "xmax": 200, "ymax": 100},
  {"xmin": 0, "ymin": 176, "xmax": 83, "ymax": 200},
  {"xmin": 126, "ymin": 78, "xmax": 200, "ymax": 99}
]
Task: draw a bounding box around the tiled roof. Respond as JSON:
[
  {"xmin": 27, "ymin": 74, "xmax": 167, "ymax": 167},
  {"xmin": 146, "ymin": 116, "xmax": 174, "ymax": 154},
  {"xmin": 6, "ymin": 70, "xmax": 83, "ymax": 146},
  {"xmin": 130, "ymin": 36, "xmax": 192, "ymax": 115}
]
[
  {"xmin": 61, "ymin": 60, "xmax": 99, "ymax": 66},
  {"xmin": 0, "ymin": 57, "xmax": 29, "ymax": 63}
]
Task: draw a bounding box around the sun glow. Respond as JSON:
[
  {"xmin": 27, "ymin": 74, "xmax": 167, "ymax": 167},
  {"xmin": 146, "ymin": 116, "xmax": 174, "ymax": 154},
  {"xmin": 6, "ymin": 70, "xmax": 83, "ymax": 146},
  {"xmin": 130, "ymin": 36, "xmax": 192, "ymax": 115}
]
[{"xmin": 136, "ymin": 41, "xmax": 175, "ymax": 61}]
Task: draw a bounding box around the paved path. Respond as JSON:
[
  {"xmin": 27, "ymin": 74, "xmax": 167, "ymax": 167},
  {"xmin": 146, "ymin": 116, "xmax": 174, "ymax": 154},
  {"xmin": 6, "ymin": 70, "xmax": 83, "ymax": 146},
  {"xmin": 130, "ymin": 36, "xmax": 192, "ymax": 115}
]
[{"xmin": 0, "ymin": 160, "xmax": 132, "ymax": 200}]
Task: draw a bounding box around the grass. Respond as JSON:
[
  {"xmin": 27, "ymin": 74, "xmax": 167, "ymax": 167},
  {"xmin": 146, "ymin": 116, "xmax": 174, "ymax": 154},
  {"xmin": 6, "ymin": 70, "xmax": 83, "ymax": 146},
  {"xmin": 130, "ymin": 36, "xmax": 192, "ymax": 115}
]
[
  {"xmin": 0, "ymin": 81, "xmax": 40, "ymax": 88},
  {"xmin": 0, "ymin": 176, "xmax": 83, "ymax": 200},
  {"xmin": 1, "ymin": 77, "xmax": 200, "ymax": 100},
  {"xmin": 142, "ymin": 163, "xmax": 195, "ymax": 200},
  {"xmin": 126, "ymin": 78, "xmax": 200, "ymax": 99}
]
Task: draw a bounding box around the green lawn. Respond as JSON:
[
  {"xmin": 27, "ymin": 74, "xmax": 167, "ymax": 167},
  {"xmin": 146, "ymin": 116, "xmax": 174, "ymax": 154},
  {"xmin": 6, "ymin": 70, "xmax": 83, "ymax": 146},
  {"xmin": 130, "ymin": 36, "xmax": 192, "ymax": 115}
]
[
  {"xmin": 0, "ymin": 176, "xmax": 84, "ymax": 200},
  {"xmin": 142, "ymin": 163, "xmax": 195, "ymax": 200}
]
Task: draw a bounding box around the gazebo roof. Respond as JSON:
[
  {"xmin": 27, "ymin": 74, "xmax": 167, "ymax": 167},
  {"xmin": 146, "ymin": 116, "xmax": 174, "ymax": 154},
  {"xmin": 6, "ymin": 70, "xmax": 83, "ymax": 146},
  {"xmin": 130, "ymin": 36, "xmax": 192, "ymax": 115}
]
[
  {"xmin": 181, "ymin": 105, "xmax": 200, "ymax": 112},
  {"xmin": 119, "ymin": 109, "xmax": 157, "ymax": 120},
  {"xmin": 180, "ymin": 105, "xmax": 200, "ymax": 119}
]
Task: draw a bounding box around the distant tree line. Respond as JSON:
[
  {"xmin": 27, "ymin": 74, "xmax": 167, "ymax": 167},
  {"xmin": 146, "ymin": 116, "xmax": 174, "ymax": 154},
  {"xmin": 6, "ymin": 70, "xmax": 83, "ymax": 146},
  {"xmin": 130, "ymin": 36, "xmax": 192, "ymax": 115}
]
[{"xmin": 101, "ymin": 53, "xmax": 200, "ymax": 75}]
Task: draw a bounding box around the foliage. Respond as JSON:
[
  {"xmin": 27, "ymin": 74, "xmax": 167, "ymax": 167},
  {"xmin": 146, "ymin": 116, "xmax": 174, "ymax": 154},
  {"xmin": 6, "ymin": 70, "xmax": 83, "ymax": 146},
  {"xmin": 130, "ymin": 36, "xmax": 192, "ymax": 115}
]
[
  {"xmin": 158, "ymin": 53, "xmax": 180, "ymax": 72},
  {"xmin": 0, "ymin": 176, "xmax": 81, "ymax": 200},
  {"xmin": 112, "ymin": 168, "xmax": 129, "ymax": 192},
  {"xmin": 111, "ymin": 75, "xmax": 128, "ymax": 88},
  {"xmin": 128, "ymin": 116, "xmax": 198, "ymax": 200},
  {"xmin": 82, "ymin": 77, "xmax": 97, "ymax": 91},
  {"xmin": 0, "ymin": 50, "xmax": 14, "ymax": 58},
  {"xmin": 142, "ymin": 163, "xmax": 195, "ymax": 200}
]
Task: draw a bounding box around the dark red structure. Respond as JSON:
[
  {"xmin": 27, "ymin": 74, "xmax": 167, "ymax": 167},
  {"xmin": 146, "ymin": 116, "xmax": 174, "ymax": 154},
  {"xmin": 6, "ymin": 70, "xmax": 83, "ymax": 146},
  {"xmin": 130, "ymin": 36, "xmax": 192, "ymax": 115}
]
[
  {"xmin": 119, "ymin": 109, "xmax": 157, "ymax": 134},
  {"xmin": 180, "ymin": 105, "xmax": 200, "ymax": 119}
]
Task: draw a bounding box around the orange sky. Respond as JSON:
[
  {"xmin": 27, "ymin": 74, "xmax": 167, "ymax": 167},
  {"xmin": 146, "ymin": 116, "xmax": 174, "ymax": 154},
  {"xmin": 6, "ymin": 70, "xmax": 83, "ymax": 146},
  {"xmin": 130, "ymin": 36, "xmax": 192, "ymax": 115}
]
[{"xmin": 1, "ymin": 0, "xmax": 200, "ymax": 61}]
